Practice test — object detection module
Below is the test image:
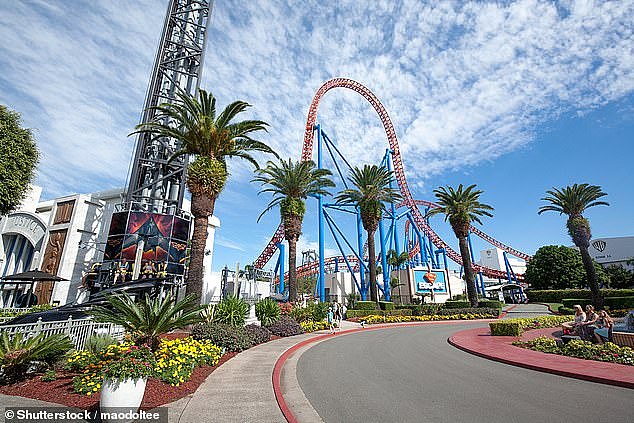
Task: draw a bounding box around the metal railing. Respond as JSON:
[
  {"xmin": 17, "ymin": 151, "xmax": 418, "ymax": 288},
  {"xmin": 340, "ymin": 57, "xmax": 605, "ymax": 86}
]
[{"xmin": 0, "ymin": 316, "xmax": 125, "ymax": 350}]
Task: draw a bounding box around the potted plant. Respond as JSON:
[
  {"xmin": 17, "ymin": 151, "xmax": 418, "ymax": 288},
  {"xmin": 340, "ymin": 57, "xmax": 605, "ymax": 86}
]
[{"xmin": 100, "ymin": 345, "xmax": 155, "ymax": 417}]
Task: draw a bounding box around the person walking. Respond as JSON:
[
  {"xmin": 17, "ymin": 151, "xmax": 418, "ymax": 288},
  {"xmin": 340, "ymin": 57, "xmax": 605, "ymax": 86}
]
[{"xmin": 327, "ymin": 307, "xmax": 335, "ymax": 334}]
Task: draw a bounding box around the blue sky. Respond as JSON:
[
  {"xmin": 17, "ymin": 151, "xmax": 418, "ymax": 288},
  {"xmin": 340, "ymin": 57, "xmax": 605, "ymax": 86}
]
[{"xmin": 0, "ymin": 1, "xmax": 632, "ymax": 274}]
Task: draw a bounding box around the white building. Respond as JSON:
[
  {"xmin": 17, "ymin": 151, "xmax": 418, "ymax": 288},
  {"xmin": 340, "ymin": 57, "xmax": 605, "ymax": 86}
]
[
  {"xmin": 588, "ymin": 236, "xmax": 634, "ymax": 270},
  {"xmin": 479, "ymin": 247, "xmax": 526, "ymax": 276},
  {"xmin": 0, "ymin": 186, "xmax": 220, "ymax": 307}
]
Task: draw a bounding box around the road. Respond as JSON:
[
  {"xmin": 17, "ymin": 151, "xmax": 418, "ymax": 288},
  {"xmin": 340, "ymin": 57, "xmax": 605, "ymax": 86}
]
[{"xmin": 296, "ymin": 322, "xmax": 632, "ymax": 423}]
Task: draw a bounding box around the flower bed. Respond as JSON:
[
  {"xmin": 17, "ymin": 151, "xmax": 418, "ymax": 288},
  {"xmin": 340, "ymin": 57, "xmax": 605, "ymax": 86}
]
[
  {"xmin": 513, "ymin": 336, "xmax": 634, "ymax": 366},
  {"xmin": 489, "ymin": 316, "xmax": 571, "ymax": 336},
  {"xmin": 300, "ymin": 320, "xmax": 329, "ymax": 332},
  {"xmin": 363, "ymin": 312, "xmax": 497, "ymax": 325}
]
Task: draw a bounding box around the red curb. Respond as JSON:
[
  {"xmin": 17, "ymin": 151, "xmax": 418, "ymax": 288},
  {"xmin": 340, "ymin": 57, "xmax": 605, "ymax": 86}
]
[
  {"xmin": 498, "ymin": 304, "xmax": 517, "ymax": 319},
  {"xmin": 272, "ymin": 320, "xmax": 496, "ymax": 423},
  {"xmin": 448, "ymin": 327, "xmax": 634, "ymax": 389}
]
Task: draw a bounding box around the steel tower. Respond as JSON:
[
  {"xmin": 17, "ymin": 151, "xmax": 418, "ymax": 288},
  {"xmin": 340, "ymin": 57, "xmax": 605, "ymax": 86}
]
[{"xmin": 126, "ymin": 0, "xmax": 213, "ymax": 214}]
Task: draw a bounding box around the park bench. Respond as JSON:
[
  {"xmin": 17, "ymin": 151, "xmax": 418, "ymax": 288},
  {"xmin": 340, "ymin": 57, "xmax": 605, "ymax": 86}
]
[{"xmin": 612, "ymin": 331, "xmax": 634, "ymax": 348}]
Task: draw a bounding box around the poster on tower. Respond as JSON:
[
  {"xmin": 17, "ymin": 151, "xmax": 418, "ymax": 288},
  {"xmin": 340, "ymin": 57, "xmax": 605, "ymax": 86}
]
[{"xmin": 413, "ymin": 269, "xmax": 448, "ymax": 294}]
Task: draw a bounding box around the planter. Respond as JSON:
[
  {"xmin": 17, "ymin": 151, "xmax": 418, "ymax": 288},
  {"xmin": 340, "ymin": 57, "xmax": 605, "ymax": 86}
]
[{"xmin": 100, "ymin": 377, "xmax": 147, "ymax": 422}]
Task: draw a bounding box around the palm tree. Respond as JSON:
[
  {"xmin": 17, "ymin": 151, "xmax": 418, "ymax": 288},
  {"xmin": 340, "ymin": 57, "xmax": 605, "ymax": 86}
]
[
  {"xmin": 538, "ymin": 183, "xmax": 609, "ymax": 308},
  {"xmin": 387, "ymin": 249, "xmax": 410, "ymax": 302},
  {"xmin": 253, "ymin": 158, "xmax": 335, "ymax": 302},
  {"xmin": 426, "ymin": 184, "xmax": 494, "ymax": 307},
  {"xmin": 335, "ymin": 165, "xmax": 402, "ymax": 303},
  {"xmin": 91, "ymin": 293, "xmax": 204, "ymax": 350},
  {"xmin": 132, "ymin": 89, "xmax": 276, "ymax": 303}
]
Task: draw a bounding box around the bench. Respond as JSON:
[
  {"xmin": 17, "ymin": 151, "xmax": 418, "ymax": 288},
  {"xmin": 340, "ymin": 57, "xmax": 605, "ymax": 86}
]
[{"xmin": 612, "ymin": 331, "xmax": 634, "ymax": 348}]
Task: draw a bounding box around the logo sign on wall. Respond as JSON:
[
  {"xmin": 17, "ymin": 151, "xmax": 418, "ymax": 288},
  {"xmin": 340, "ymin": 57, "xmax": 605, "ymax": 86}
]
[
  {"xmin": 592, "ymin": 240, "xmax": 607, "ymax": 252},
  {"xmin": 414, "ymin": 269, "xmax": 448, "ymax": 294}
]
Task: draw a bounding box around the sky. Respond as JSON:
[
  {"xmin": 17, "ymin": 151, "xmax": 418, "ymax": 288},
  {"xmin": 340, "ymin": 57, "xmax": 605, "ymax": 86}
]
[{"xmin": 0, "ymin": 0, "xmax": 632, "ymax": 274}]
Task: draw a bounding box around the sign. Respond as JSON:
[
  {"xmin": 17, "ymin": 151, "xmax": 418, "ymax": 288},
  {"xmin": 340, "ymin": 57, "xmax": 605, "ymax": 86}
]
[
  {"xmin": 3, "ymin": 212, "xmax": 46, "ymax": 247},
  {"xmin": 413, "ymin": 269, "xmax": 448, "ymax": 294}
]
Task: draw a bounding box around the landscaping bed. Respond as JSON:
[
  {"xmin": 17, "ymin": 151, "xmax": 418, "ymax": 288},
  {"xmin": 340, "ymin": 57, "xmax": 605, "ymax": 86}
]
[
  {"xmin": 359, "ymin": 312, "xmax": 497, "ymax": 324},
  {"xmin": 513, "ymin": 336, "xmax": 634, "ymax": 366}
]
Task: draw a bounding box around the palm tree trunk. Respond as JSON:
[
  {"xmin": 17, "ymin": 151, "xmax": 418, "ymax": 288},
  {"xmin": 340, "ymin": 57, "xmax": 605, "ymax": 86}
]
[
  {"xmin": 288, "ymin": 237, "xmax": 298, "ymax": 302},
  {"xmin": 186, "ymin": 193, "xmax": 216, "ymax": 304},
  {"xmin": 458, "ymin": 236, "xmax": 478, "ymax": 307},
  {"xmin": 579, "ymin": 246, "xmax": 604, "ymax": 309},
  {"xmin": 367, "ymin": 230, "xmax": 378, "ymax": 304}
]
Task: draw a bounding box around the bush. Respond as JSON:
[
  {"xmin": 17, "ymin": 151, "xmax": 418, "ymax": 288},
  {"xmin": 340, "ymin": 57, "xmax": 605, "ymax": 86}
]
[
  {"xmin": 85, "ymin": 334, "xmax": 117, "ymax": 354},
  {"xmin": 255, "ymin": 298, "xmax": 280, "ymax": 326},
  {"xmin": 378, "ymin": 301, "xmax": 394, "ymax": 311},
  {"xmin": 290, "ymin": 302, "xmax": 328, "ymax": 323},
  {"xmin": 355, "ymin": 301, "xmax": 377, "ymax": 310},
  {"xmin": 154, "ymin": 337, "xmax": 222, "ymax": 386},
  {"xmin": 477, "ymin": 300, "xmax": 504, "ymax": 309},
  {"xmin": 279, "ymin": 302, "xmax": 293, "ymax": 315},
  {"xmin": 244, "ymin": 324, "xmax": 271, "ymax": 345},
  {"xmin": 525, "ymin": 289, "xmax": 634, "ymax": 303},
  {"xmin": 443, "ymin": 300, "xmax": 470, "ymax": 309},
  {"xmin": 364, "ymin": 312, "xmax": 497, "ymax": 324},
  {"xmin": 561, "ymin": 296, "xmax": 634, "ymax": 310},
  {"xmin": 300, "ymin": 320, "xmax": 329, "ymax": 333},
  {"xmin": 214, "ymin": 295, "xmax": 250, "ymax": 327},
  {"xmin": 514, "ymin": 336, "xmax": 634, "ymax": 366},
  {"xmin": 489, "ymin": 316, "xmax": 570, "ymax": 336},
  {"xmin": 191, "ymin": 322, "xmax": 255, "ymax": 352},
  {"xmin": 437, "ymin": 307, "xmax": 500, "ymax": 317},
  {"xmin": 346, "ymin": 309, "xmax": 412, "ymax": 319},
  {"xmin": 266, "ymin": 316, "xmax": 303, "ymax": 337},
  {"xmin": 558, "ymin": 306, "xmax": 575, "ymax": 315}
]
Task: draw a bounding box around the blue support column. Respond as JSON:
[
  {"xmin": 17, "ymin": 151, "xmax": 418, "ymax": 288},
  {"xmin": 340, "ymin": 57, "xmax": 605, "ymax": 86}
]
[
  {"xmin": 467, "ymin": 233, "xmax": 486, "ymax": 296},
  {"xmin": 317, "ymin": 124, "xmax": 326, "ymax": 303},
  {"xmin": 503, "ymin": 251, "xmax": 512, "ymax": 284},
  {"xmin": 378, "ymin": 218, "xmax": 390, "ymax": 301},
  {"xmin": 385, "ymin": 150, "xmax": 401, "ymax": 264},
  {"xmin": 356, "ymin": 208, "xmax": 367, "ymax": 300}
]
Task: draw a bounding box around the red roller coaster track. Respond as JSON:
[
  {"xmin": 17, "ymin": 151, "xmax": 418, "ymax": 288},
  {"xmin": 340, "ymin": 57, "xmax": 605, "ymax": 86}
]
[{"xmin": 254, "ymin": 78, "xmax": 529, "ymax": 280}]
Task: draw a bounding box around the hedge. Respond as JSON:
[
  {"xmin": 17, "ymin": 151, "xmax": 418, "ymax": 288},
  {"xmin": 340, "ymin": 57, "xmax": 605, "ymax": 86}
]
[
  {"xmin": 526, "ymin": 289, "xmax": 634, "ymax": 303},
  {"xmin": 355, "ymin": 301, "xmax": 377, "ymax": 310},
  {"xmin": 443, "ymin": 300, "xmax": 471, "ymax": 309},
  {"xmin": 365, "ymin": 312, "xmax": 497, "ymax": 324},
  {"xmin": 561, "ymin": 296, "xmax": 634, "ymax": 309},
  {"xmin": 489, "ymin": 315, "xmax": 570, "ymax": 336},
  {"xmin": 444, "ymin": 300, "xmax": 503, "ymax": 310},
  {"xmin": 437, "ymin": 307, "xmax": 500, "ymax": 317},
  {"xmin": 378, "ymin": 301, "xmax": 394, "ymax": 310},
  {"xmin": 395, "ymin": 304, "xmax": 441, "ymax": 315},
  {"xmin": 346, "ymin": 309, "xmax": 412, "ymax": 319}
]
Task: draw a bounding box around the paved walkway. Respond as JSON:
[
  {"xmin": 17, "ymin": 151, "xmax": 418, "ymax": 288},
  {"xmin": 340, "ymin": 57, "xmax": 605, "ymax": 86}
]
[{"xmin": 502, "ymin": 303, "xmax": 553, "ymax": 318}]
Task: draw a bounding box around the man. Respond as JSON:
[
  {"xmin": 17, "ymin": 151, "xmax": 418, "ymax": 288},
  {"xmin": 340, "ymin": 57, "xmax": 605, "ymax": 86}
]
[{"xmin": 113, "ymin": 258, "xmax": 130, "ymax": 284}]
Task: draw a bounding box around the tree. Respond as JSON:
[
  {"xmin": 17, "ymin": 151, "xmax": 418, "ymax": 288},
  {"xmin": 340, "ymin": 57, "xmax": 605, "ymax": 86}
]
[
  {"xmin": 538, "ymin": 184, "xmax": 609, "ymax": 308},
  {"xmin": 253, "ymin": 158, "xmax": 334, "ymax": 302},
  {"xmin": 0, "ymin": 105, "xmax": 39, "ymax": 215},
  {"xmin": 335, "ymin": 165, "xmax": 402, "ymax": 303},
  {"xmin": 426, "ymin": 184, "xmax": 494, "ymax": 307},
  {"xmin": 604, "ymin": 264, "xmax": 634, "ymax": 289},
  {"xmin": 132, "ymin": 89, "xmax": 275, "ymax": 304},
  {"xmin": 386, "ymin": 249, "xmax": 410, "ymax": 301}
]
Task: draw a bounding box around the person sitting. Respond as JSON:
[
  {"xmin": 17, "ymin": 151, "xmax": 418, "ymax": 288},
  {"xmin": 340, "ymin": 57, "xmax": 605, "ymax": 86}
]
[
  {"xmin": 113, "ymin": 258, "xmax": 130, "ymax": 284},
  {"xmin": 593, "ymin": 310, "xmax": 614, "ymax": 344},
  {"xmin": 579, "ymin": 305, "xmax": 599, "ymax": 341},
  {"xmin": 142, "ymin": 260, "xmax": 156, "ymax": 279},
  {"xmin": 156, "ymin": 261, "xmax": 168, "ymax": 279},
  {"xmin": 561, "ymin": 305, "xmax": 586, "ymax": 335}
]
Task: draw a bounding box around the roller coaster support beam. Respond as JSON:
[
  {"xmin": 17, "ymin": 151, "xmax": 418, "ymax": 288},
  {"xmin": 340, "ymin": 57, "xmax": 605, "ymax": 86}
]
[
  {"xmin": 274, "ymin": 242, "xmax": 285, "ymax": 295},
  {"xmin": 407, "ymin": 213, "xmax": 426, "ymax": 266},
  {"xmin": 378, "ymin": 217, "xmax": 390, "ymax": 301},
  {"xmin": 503, "ymin": 252, "xmax": 518, "ymax": 284},
  {"xmin": 385, "ymin": 149, "xmax": 402, "ymax": 266},
  {"xmin": 322, "ymin": 210, "xmax": 363, "ymax": 294},
  {"xmin": 316, "ymin": 124, "xmax": 326, "ymax": 302},
  {"xmin": 468, "ymin": 233, "xmax": 486, "ymax": 296},
  {"xmin": 357, "ymin": 208, "xmax": 367, "ymax": 300}
]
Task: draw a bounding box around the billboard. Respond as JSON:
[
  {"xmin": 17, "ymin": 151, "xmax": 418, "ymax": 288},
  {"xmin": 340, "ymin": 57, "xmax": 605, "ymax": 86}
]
[{"xmin": 413, "ymin": 269, "xmax": 449, "ymax": 294}]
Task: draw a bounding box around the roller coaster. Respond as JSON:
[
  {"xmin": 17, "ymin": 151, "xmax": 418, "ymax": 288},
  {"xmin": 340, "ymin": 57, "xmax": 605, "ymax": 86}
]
[{"xmin": 253, "ymin": 78, "xmax": 529, "ymax": 301}]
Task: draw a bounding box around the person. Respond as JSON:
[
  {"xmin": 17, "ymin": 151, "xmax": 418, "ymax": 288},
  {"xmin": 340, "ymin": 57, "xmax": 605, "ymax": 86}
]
[
  {"xmin": 142, "ymin": 260, "xmax": 156, "ymax": 278},
  {"xmin": 327, "ymin": 307, "xmax": 335, "ymax": 334},
  {"xmin": 593, "ymin": 310, "xmax": 613, "ymax": 344},
  {"xmin": 156, "ymin": 261, "xmax": 168, "ymax": 279},
  {"xmin": 333, "ymin": 301, "xmax": 341, "ymax": 330},
  {"xmin": 113, "ymin": 258, "xmax": 130, "ymax": 284},
  {"xmin": 561, "ymin": 305, "xmax": 586, "ymax": 335},
  {"xmin": 579, "ymin": 305, "xmax": 599, "ymax": 341}
]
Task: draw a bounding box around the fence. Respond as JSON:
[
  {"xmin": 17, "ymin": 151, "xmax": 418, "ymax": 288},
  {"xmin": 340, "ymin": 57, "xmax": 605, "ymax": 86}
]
[{"xmin": 0, "ymin": 316, "xmax": 125, "ymax": 350}]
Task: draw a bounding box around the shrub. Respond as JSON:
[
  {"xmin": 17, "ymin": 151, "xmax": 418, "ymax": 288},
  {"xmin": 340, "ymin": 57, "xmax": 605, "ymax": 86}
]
[
  {"xmin": 85, "ymin": 334, "xmax": 117, "ymax": 354},
  {"xmin": 154, "ymin": 337, "xmax": 222, "ymax": 386},
  {"xmin": 558, "ymin": 306, "xmax": 575, "ymax": 315},
  {"xmin": 364, "ymin": 312, "xmax": 496, "ymax": 324},
  {"xmin": 41, "ymin": 369, "xmax": 57, "ymax": 382},
  {"xmin": 244, "ymin": 324, "xmax": 272, "ymax": 345},
  {"xmin": 355, "ymin": 301, "xmax": 377, "ymax": 310},
  {"xmin": 279, "ymin": 302, "xmax": 293, "ymax": 315},
  {"xmin": 291, "ymin": 302, "xmax": 328, "ymax": 323},
  {"xmin": 562, "ymin": 296, "xmax": 634, "ymax": 310},
  {"xmin": 0, "ymin": 332, "xmax": 73, "ymax": 384},
  {"xmin": 378, "ymin": 301, "xmax": 394, "ymax": 311},
  {"xmin": 214, "ymin": 295, "xmax": 250, "ymax": 327},
  {"xmin": 514, "ymin": 336, "xmax": 634, "ymax": 366},
  {"xmin": 477, "ymin": 300, "xmax": 504, "ymax": 309},
  {"xmin": 266, "ymin": 316, "xmax": 303, "ymax": 337},
  {"xmin": 346, "ymin": 309, "xmax": 412, "ymax": 319},
  {"xmin": 443, "ymin": 300, "xmax": 471, "ymax": 309},
  {"xmin": 191, "ymin": 322, "xmax": 255, "ymax": 352},
  {"xmin": 437, "ymin": 307, "xmax": 500, "ymax": 317},
  {"xmin": 396, "ymin": 304, "xmax": 441, "ymax": 315},
  {"xmin": 525, "ymin": 289, "xmax": 634, "ymax": 303},
  {"xmin": 255, "ymin": 298, "xmax": 280, "ymax": 326},
  {"xmin": 101, "ymin": 345, "xmax": 156, "ymax": 381},
  {"xmin": 300, "ymin": 320, "xmax": 329, "ymax": 333},
  {"xmin": 489, "ymin": 316, "xmax": 570, "ymax": 336}
]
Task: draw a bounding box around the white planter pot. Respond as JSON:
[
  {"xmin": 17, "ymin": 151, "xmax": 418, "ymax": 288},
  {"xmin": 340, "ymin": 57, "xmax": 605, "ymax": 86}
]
[{"xmin": 100, "ymin": 377, "xmax": 147, "ymax": 423}]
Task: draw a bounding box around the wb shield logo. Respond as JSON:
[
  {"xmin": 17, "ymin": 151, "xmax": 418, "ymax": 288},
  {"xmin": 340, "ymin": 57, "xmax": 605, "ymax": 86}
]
[{"xmin": 592, "ymin": 240, "xmax": 607, "ymax": 252}]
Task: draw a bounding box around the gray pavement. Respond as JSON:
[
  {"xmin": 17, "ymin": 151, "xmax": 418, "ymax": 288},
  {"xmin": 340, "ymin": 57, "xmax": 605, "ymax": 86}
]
[
  {"xmin": 297, "ymin": 322, "xmax": 632, "ymax": 423},
  {"xmin": 503, "ymin": 303, "xmax": 553, "ymax": 318}
]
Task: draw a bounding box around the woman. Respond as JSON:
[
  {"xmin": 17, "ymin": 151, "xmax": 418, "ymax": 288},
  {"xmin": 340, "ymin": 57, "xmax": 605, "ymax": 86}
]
[
  {"xmin": 327, "ymin": 307, "xmax": 335, "ymax": 334},
  {"xmin": 561, "ymin": 305, "xmax": 585, "ymax": 335},
  {"xmin": 579, "ymin": 305, "xmax": 599, "ymax": 341},
  {"xmin": 593, "ymin": 310, "xmax": 613, "ymax": 344}
]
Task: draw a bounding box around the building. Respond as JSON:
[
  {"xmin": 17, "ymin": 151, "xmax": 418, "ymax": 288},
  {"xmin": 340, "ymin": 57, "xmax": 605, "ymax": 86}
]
[
  {"xmin": 0, "ymin": 186, "xmax": 220, "ymax": 307},
  {"xmin": 588, "ymin": 236, "xmax": 634, "ymax": 270}
]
